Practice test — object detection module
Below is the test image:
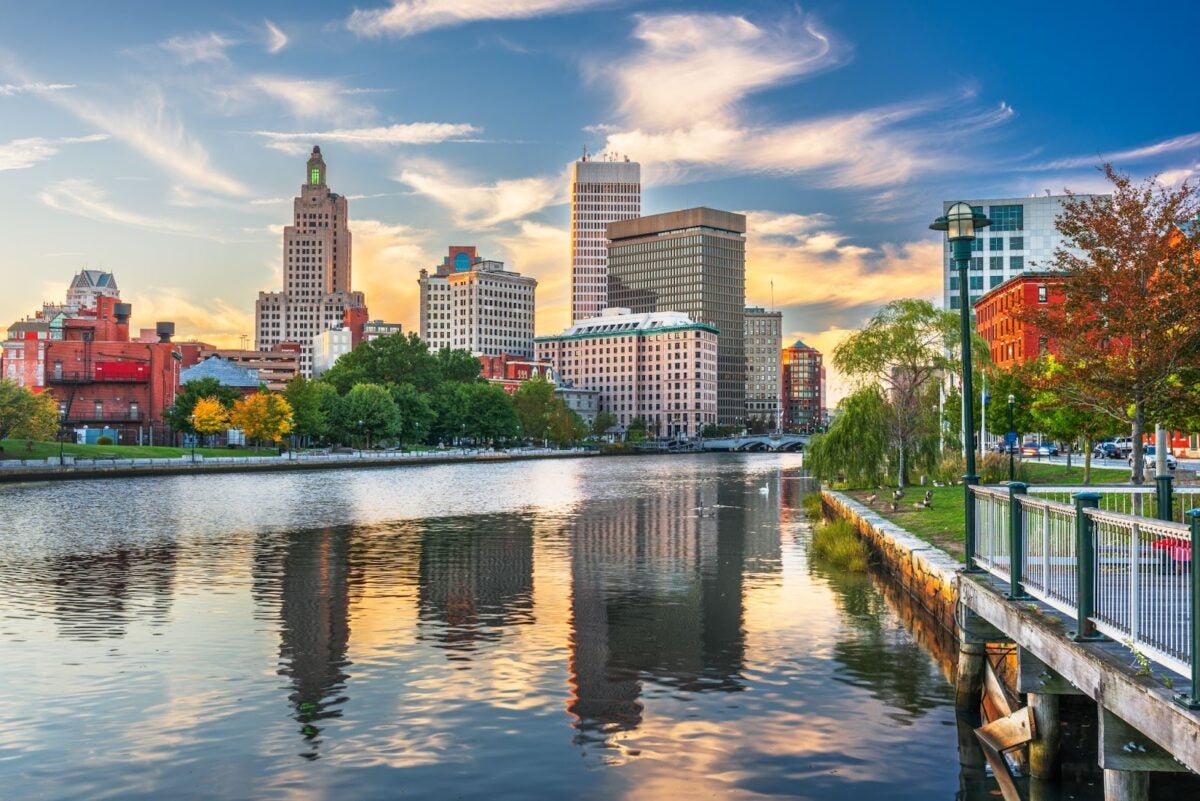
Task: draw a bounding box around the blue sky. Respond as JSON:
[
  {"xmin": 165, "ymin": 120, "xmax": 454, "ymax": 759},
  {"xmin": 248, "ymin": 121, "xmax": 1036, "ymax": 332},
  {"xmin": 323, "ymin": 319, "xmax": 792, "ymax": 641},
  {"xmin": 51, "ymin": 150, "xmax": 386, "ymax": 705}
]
[{"xmin": 2, "ymin": 0, "xmax": 1197, "ymax": 401}]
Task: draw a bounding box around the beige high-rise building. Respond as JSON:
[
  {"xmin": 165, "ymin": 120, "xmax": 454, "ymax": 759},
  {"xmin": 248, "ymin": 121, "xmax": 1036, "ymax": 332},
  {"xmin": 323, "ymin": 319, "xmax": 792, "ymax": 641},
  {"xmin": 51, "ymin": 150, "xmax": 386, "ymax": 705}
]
[
  {"xmin": 535, "ymin": 308, "xmax": 717, "ymax": 437},
  {"xmin": 255, "ymin": 146, "xmax": 366, "ymax": 377},
  {"xmin": 418, "ymin": 246, "xmax": 536, "ymax": 357},
  {"xmin": 569, "ymin": 155, "xmax": 640, "ymax": 323},
  {"xmin": 744, "ymin": 307, "xmax": 782, "ymax": 428}
]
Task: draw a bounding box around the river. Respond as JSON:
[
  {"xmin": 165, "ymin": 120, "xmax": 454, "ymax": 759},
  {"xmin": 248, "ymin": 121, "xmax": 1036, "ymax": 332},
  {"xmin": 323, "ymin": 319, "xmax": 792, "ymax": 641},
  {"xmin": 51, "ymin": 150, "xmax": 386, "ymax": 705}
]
[{"xmin": 0, "ymin": 453, "xmax": 996, "ymax": 799}]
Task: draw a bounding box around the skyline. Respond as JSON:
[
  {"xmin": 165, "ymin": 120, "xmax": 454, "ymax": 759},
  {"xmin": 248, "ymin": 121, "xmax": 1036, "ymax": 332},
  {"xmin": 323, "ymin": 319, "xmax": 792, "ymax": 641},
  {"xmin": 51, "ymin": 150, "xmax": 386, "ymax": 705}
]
[{"xmin": 2, "ymin": 0, "xmax": 1199, "ymax": 403}]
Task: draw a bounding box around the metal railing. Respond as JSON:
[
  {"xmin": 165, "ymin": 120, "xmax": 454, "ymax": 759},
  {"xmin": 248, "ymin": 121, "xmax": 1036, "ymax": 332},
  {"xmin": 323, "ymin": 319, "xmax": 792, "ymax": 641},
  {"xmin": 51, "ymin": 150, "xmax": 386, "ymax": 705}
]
[
  {"xmin": 1028, "ymin": 483, "xmax": 1200, "ymax": 524},
  {"xmin": 971, "ymin": 483, "xmax": 1200, "ymax": 709}
]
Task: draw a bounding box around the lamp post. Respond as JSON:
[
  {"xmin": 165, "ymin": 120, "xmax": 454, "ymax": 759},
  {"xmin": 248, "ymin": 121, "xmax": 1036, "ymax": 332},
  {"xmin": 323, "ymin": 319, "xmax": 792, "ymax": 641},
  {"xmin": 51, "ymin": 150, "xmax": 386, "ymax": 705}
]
[
  {"xmin": 931, "ymin": 202, "xmax": 991, "ymax": 572},
  {"xmin": 357, "ymin": 419, "xmax": 364, "ymax": 457},
  {"xmin": 189, "ymin": 413, "xmax": 196, "ymax": 463},
  {"xmin": 1007, "ymin": 393, "xmax": 1016, "ymax": 481}
]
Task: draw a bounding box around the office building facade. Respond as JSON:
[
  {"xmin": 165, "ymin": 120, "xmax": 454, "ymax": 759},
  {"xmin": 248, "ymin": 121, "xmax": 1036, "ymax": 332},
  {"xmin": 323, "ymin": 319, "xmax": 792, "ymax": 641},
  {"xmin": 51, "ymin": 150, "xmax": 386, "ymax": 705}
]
[
  {"xmin": 570, "ymin": 156, "xmax": 641, "ymax": 323},
  {"xmin": 744, "ymin": 307, "xmax": 782, "ymax": 427},
  {"xmin": 782, "ymin": 340, "xmax": 824, "ymax": 433},
  {"xmin": 255, "ymin": 146, "xmax": 367, "ymax": 377},
  {"xmin": 418, "ymin": 246, "xmax": 536, "ymax": 357},
  {"xmin": 535, "ymin": 308, "xmax": 718, "ymax": 437},
  {"xmin": 607, "ymin": 208, "xmax": 747, "ymax": 426}
]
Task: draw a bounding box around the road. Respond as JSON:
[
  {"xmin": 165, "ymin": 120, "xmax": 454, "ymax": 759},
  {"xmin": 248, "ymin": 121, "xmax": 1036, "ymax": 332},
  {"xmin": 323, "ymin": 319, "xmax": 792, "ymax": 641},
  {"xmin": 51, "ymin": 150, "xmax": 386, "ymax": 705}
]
[{"xmin": 1010, "ymin": 452, "xmax": 1200, "ymax": 473}]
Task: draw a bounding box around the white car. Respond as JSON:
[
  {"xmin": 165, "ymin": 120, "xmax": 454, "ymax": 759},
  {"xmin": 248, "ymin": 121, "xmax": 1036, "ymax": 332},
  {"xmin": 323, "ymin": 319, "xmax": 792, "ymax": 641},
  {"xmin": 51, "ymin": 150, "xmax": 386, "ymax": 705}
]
[{"xmin": 1129, "ymin": 445, "xmax": 1177, "ymax": 471}]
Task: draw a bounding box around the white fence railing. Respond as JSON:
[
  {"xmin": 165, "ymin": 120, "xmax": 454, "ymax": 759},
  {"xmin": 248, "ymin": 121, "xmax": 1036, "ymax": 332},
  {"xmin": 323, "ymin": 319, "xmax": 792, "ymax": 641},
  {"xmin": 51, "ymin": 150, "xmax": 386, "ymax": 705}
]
[{"xmin": 971, "ymin": 484, "xmax": 1198, "ymax": 698}]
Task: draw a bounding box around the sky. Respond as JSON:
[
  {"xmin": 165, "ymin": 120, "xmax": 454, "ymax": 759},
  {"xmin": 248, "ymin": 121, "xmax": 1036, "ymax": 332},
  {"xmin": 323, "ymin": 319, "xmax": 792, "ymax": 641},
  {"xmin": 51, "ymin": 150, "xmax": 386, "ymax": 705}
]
[{"xmin": 2, "ymin": 0, "xmax": 1198, "ymax": 404}]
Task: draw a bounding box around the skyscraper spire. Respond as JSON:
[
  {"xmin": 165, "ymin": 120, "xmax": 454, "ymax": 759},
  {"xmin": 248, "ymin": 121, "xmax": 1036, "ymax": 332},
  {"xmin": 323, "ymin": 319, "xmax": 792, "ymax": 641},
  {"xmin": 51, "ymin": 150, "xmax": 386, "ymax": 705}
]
[{"xmin": 306, "ymin": 146, "xmax": 326, "ymax": 188}]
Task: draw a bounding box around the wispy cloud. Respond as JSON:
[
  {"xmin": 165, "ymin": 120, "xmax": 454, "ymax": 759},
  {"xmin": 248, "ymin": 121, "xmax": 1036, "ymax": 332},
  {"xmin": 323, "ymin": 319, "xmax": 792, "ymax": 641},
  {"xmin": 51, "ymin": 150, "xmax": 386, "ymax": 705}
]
[
  {"xmin": 160, "ymin": 32, "xmax": 235, "ymax": 65},
  {"xmin": 395, "ymin": 159, "xmax": 563, "ymax": 227},
  {"xmin": 38, "ymin": 179, "xmax": 217, "ymax": 239},
  {"xmin": 347, "ymin": 0, "xmax": 607, "ymax": 37},
  {"xmin": 0, "ymin": 82, "xmax": 74, "ymax": 96},
  {"xmin": 252, "ymin": 76, "xmax": 377, "ymax": 122},
  {"xmin": 0, "ymin": 134, "xmax": 107, "ymax": 171},
  {"xmin": 125, "ymin": 287, "xmax": 254, "ymax": 347},
  {"xmin": 1029, "ymin": 132, "xmax": 1200, "ymax": 171},
  {"xmin": 265, "ymin": 21, "xmax": 288, "ymax": 54},
  {"xmin": 254, "ymin": 122, "xmax": 479, "ymax": 155}
]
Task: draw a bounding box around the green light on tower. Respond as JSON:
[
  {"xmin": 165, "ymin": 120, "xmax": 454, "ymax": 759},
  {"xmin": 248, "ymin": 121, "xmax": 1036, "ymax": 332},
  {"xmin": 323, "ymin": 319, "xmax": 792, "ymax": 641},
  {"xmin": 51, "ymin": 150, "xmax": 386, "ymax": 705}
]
[{"xmin": 310, "ymin": 167, "xmax": 321, "ymax": 185}]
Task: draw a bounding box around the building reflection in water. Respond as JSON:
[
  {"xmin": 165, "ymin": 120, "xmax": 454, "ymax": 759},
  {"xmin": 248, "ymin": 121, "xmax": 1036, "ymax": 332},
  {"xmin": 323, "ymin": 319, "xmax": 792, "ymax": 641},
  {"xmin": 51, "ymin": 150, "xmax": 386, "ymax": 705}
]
[
  {"xmin": 416, "ymin": 514, "xmax": 535, "ymax": 654},
  {"xmin": 567, "ymin": 467, "xmax": 779, "ymax": 751}
]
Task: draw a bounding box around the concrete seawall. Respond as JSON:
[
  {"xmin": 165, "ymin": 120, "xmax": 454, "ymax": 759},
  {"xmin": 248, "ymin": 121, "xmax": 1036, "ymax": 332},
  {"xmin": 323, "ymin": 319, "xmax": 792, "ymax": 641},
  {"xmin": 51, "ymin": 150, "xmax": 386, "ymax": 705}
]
[{"xmin": 820, "ymin": 489, "xmax": 962, "ymax": 634}]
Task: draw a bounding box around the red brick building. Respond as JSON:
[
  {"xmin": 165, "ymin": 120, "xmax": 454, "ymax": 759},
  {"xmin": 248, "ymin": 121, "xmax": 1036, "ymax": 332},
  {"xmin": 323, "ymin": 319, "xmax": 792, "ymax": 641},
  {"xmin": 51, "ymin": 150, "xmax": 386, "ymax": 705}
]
[
  {"xmin": 478, "ymin": 354, "xmax": 556, "ymax": 395},
  {"xmin": 974, "ymin": 272, "xmax": 1065, "ymax": 369},
  {"xmin": 782, "ymin": 340, "xmax": 824, "ymax": 433}
]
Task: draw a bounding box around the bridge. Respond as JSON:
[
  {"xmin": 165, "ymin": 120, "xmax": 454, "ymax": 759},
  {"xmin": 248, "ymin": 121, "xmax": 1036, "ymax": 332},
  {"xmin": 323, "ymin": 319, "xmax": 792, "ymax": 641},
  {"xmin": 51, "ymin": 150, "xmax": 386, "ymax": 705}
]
[
  {"xmin": 701, "ymin": 434, "xmax": 809, "ymax": 452},
  {"xmin": 958, "ymin": 482, "xmax": 1200, "ymax": 799}
]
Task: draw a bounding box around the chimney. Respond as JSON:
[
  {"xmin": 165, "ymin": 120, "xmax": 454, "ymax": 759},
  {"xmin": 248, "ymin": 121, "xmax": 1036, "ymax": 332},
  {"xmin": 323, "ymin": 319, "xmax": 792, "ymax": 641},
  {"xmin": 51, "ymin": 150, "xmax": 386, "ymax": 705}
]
[
  {"xmin": 156, "ymin": 322, "xmax": 175, "ymax": 343},
  {"xmin": 113, "ymin": 303, "xmax": 132, "ymax": 343}
]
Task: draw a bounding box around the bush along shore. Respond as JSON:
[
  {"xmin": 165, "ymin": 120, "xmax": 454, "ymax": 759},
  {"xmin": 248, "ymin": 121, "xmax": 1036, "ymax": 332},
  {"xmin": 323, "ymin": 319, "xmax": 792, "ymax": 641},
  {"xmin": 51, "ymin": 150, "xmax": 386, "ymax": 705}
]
[{"xmin": 803, "ymin": 493, "xmax": 870, "ymax": 573}]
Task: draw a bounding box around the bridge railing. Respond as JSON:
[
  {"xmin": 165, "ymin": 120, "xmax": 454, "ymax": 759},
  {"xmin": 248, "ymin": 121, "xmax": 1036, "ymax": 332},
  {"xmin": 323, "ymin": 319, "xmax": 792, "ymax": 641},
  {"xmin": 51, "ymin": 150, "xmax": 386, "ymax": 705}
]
[{"xmin": 970, "ymin": 483, "xmax": 1200, "ymax": 707}]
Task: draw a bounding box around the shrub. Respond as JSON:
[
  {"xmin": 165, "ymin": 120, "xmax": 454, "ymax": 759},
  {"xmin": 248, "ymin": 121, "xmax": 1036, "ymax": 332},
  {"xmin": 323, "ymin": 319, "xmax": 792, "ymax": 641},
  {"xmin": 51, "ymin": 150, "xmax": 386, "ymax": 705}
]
[
  {"xmin": 802, "ymin": 493, "xmax": 824, "ymax": 521},
  {"xmin": 810, "ymin": 518, "xmax": 870, "ymax": 572},
  {"xmin": 95, "ymin": 435, "xmax": 114, "ymax": 446},
  {"xmin": 979, "ymin": 452, "xmax": 1030, "ymax": 484}
]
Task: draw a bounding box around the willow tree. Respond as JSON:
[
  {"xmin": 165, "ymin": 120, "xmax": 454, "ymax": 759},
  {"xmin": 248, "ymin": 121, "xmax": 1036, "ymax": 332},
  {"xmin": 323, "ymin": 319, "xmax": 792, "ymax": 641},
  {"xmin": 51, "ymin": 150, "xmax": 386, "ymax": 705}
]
[
  {"xmin": 806, "ymin": 386, "xmax": 889, "ymax": 487},
  {"xmin": 1026, "ymin": 165, "xmax": 1200, "ymax": 484},
  {"xmin": 834, "ymin": 299, "xmax": 958, "ymax": 488}
]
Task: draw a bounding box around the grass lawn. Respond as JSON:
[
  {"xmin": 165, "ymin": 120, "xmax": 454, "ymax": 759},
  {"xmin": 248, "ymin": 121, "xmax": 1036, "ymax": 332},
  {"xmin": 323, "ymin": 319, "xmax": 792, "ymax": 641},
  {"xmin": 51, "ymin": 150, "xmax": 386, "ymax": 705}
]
[
  {"xmin": 0, "ymin": 438, "xmax": 261, "ymax": 461},
  {"xmin": 840, "ymin": 460, "xmax": 1134, "ymax": 561}
]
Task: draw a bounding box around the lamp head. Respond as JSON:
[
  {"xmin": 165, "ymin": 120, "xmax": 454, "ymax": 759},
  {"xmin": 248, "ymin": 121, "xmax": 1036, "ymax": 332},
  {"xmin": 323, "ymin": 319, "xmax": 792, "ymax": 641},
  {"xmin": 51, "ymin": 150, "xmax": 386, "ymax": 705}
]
[
  {"xmin": 1008, "ymin": 394, "xmax": 1016, "ymax": 404},
  {"xmin": 931, "ymin": 201, "xmax": 992, "ymax": 242}
]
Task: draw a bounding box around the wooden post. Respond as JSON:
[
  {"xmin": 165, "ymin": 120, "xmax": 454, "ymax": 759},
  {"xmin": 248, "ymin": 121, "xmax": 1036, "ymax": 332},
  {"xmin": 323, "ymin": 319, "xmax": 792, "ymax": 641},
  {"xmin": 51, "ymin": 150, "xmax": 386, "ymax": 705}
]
[
  {"xmin": 955, "ymin": 641, "xmax": 987, "ymax": 712},
  {"xmin": 1027, "ymin": 692, "xmax": 1060, "ymax": 780},
  {"xmin": 1103, "ymin": 769, "xmax": 1149, "ymax": 801}
]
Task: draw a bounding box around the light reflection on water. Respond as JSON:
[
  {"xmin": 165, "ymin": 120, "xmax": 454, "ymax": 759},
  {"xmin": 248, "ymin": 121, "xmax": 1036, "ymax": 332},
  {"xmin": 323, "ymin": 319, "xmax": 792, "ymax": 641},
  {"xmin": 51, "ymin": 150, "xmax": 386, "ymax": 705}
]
[{"xmin": 0, "ymin": 454, "xmax": 996, "ymax": 799}]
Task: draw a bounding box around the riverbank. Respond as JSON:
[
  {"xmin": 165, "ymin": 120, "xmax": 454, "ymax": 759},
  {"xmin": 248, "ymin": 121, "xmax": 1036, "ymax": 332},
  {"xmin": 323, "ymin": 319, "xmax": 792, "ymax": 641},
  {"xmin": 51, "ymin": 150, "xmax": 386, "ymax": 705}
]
[{"xmin": 0, "ymin": 446, "xmax": 600, "ymax": 483}]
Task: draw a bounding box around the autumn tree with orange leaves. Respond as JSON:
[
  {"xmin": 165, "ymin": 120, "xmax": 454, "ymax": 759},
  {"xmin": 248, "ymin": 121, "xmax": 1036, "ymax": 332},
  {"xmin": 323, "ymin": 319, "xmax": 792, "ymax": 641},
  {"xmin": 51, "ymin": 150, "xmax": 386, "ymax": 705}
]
[{"xmin": 1027, "ymin": 165, "xmax": 1200, "ymax": 484}]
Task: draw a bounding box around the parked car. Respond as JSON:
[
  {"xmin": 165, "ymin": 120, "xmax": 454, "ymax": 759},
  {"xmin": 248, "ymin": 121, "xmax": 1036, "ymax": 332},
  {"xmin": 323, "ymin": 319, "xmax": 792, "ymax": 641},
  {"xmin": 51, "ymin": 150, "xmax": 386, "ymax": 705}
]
[
  {"xmin": 1021, "ymin": 442, "xmax": 1040, "ymax": 457},
  {"xmin": 1038, "ymin": 443, "xmax": 1059, "ymax": 457},
  {"xmin": 994, "ymin": 441, "xmax": 1018, "ymax": 454},
  {"xmin": 1093, "ymin": 442, "xmax": 1120, "ymax": 459},
  {"xmin": 1129, "ymin": 445, "xmax": 1177, "ymax": 471},
  {"xmin": 1112, "ymin": 437, "xmax": 1134, "ymax": 458}
]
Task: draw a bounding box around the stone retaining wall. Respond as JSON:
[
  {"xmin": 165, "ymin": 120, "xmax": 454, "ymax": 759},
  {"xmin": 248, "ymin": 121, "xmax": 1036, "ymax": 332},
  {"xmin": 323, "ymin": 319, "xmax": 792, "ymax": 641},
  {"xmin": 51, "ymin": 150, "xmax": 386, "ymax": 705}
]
[{"xmin": 821, "ymin": 489, "xmax": 962, "ymax": 633}]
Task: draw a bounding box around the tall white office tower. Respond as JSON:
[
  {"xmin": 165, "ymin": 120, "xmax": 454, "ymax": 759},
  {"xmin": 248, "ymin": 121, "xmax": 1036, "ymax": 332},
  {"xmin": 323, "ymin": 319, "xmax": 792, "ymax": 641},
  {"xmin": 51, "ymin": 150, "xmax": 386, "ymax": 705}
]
[{"xmin": 569, "ymin": 154, "xmax": 640, "ymax": 323}]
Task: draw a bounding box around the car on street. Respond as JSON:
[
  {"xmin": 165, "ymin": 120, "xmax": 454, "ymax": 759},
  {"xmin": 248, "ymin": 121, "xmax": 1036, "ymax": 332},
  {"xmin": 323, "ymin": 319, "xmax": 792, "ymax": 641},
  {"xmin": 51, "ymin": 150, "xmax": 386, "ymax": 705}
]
[
  {"xmin": 1038, "ymin": 443, "xmax": 1059, "ymax": 457},
  {"xmin": 1021, "ymin": 442, "xmax": 1040, "ymax": 457},
  {"xmin": 1129, "ymin": 445, "xmax": 1177, "ymax": 471},
  {"xmin": 1093, "ymin": 442, "xmax": 1120, "ymax": 459},
  {"xmin": 1113, "ymin": 437, "xmax": 1134, "ymax": 458}
]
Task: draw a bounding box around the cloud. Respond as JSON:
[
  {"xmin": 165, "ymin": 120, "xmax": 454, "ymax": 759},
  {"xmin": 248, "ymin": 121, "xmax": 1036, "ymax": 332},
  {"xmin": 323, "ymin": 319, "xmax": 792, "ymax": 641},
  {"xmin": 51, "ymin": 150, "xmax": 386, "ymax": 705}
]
[
  {"xmin": 0, "ymin": 82, "xmax": 74, "ymax": 96},
  {"xmin": 493, "ymin": 220, "xmax": 571, "ymax": 334},
  {"xmin": 350, "ymin": 219, "xmax": 434, "ymax": 329},
  {"xmin": 0, "ymin": 134, "xmax": 107, "ymax": 171},
  {"xmin": 126, "ymin": 288, "xmax": 253, "ymax": 348},
  {"xmin": 347, "ymin": 0, "xmax": 606, "ymax": 38},
  {"xmin": 160, "ymin": 32, "xmax": 235, "ymax": 65},
  {"xmin": 252, "ymin": 76, "xmax": 377, "ymax": 122},
  {"xmin": 265, "ymin": 21, "xmax": 288, "ymax": 54},
  {"xmin": 254, "ymin": 122, "xmax": 479, "ymax": 155},
  {"xmin": 395, "ymin": 159, "xmax": 563, "ymax": 226},
  {"xmin": 38, "ymin": 179, "xmax": 216, "ymax": 239},
  {"xmin": 1029, "ymin": 131, "xmax": 1200, "ymax": 171}
]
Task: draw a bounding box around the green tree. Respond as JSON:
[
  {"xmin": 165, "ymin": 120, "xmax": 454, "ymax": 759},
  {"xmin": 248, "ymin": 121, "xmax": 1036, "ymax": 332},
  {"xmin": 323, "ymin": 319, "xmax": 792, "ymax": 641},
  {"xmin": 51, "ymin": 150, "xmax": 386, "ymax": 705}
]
[
  {"xmin": 389, "ymin": 382, "xmax": 436, "ymax": 444},
  {"xmin": 514, "ymin": 377, "xmax": 556, "ymax": 442},
  {"xmin": 434, "ymin": 347, "xmax": 482, "ymax": 383},
  {"xmin": 547, "ymin": 401, "xmax": 587, "ymax": 447},
  {"xmin": 834, "ymin": 299, "xmax": 958, "ymax": 487},
  {"xmin": 321, "ymin": 333, "xmax": 479, "ymax": 395},
  {"xmin": 806, "ymin": 386, "xmax": 889, "ymax": 488},
  {"xmin": 338, "ymin": 383, "xmax": 400, "ymax": 447},
  {"xmin": 166, "ymin": 377, "xmax": 241, "ymax": 434},
  {"xmin": 284, "ymin": 376, "xmax": 329, "ymax": 443},
  {"xmin": 461, "ymin": 382, "xmax": 520, "ymax": 445},
  {"xmin": 626, "ymin": 416, "xmax": 647, "ymax": 443},
  {"xmin": 591, "ymin": 410, "xmax": 617, "ymax": 438},
  {"xmin": 0, "ymin": 380, "xmax": 58, "ymax": 442}
]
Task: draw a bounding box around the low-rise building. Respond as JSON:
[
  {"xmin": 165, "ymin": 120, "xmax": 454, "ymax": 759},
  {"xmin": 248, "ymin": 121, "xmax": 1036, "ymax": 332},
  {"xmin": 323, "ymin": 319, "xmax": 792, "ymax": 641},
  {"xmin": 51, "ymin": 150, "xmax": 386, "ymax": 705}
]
[
  {"xmin": 311, "ymin": 327, "xmax": 354, "ymax": 378},
  {"xmin": 179, "ymin": 355, "xmax": 261, "ymax": 395},
  {"xmin": 973, "ymin": 272, "xmax": 1065, "ymax": 369},
  {"xmin": 535, "ymin": 308, "xmax": 718, "ymax": 438}
]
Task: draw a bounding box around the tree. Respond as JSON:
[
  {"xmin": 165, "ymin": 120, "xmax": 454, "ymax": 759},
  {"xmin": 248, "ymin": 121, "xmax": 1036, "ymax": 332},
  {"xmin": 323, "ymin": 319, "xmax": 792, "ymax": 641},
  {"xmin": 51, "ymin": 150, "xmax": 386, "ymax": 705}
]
[
  {"xmin": 547, "ymin": 401, "xmax": 587, "ymax": 447},
  {"xmin": 0, "ymin": 380, "xmax": 58, "ymax": 442},
  {"xmin": 389, "ymin": 382, "xmax": 435, "ymax": 444},
  {"xmin": 626, "ymin": 416, "xmax": 647, "ymax": 443},
  {"xmin": 592, "ymin": 410, "xmax": 617, "ymax": 438},
  {"xmin": 806, "ymin": 387, "xmax": 889, "ymax": 488},
  {"xmin": 834, "ymin": 299, "xmax": 958, "ymax": 487},
  {"xmin": 514, "ymin": 377, "xmax": 556, "ymax": 442},
  {"xmin": 1030, "ymin": 357, "xmax": 1122, "ymax": 483},
  {"xmin": 230, "ymin": 392, "xmax": 293, "ymax": 449},
  {"xmin": 461, "ymin": 382, "xmax": 520, "ymax": 445},
  {"xmin": 285, "ymin": 376, "xmax": 329, "ymax": 443},
  {"xmin": 166, "ymin": 377, "xmax": 241, "ymax": 434},
  {"xmin": 320, "ymin": 333, "xmax": 479, "ymax": 395},
  {"xmin": 190, "ymin": 397, "xmax": 229, "ymax": 443},
  {"xmin": 434, "ymin": 347, "xmax": 482, "ymax": 383},
  {"xmin": 338, "ymin": 383, "xmax": 400, "ymax": 447},
  {"xmin": 1027, "ymin": 165, "xmax": 1200, "ymax": 484}
]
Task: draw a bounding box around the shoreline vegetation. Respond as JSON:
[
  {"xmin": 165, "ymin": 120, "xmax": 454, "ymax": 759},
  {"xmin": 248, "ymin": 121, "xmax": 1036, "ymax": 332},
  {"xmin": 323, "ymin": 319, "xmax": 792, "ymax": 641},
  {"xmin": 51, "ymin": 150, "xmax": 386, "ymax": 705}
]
[{"xmin": 803, "ymin": 493, "xmax": 870, "ymax": 572}]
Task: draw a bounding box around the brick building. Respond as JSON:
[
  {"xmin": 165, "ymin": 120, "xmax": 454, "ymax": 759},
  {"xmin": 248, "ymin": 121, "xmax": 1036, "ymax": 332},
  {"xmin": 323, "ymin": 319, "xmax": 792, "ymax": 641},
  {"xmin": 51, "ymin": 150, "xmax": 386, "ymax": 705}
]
[
  {"xmin": 973, "ymin": 272, "xmax": 1065, "ymax": 369},
  {"xmin": 782, "ymin": 340, "xmax": 824, "ymax": 433}
]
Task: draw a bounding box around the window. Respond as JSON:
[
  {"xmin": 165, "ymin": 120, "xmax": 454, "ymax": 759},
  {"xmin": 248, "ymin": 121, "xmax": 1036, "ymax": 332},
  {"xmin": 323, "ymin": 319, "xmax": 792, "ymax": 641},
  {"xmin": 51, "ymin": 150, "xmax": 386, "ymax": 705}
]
[
  {"xmin": 949, "ymin": 296, "xmax": 960, "ymax": 310},
  {"xmin": 971, "ymin": 237, "xmax": 983, "ymax": 252},
  {"xmin": 1011, "ymin": 256, "xmax": 1025, "ymax": 272},
  {"xmin": 310, "ymin": 167, "xmax": 321, "ymax": 185},
  {"xmin": 1037, "ymin": 285, "xmax": 1048, "ymax": 303},
  {"xmin": 990, "ymin": 256, "xmax": 1004, "ymax": 271},
  {"xmin": 990, "ymin": 275, "xmax": 1004, "ymax": 288},
  {"xmin": 1010, "ymin": 236, "xmax": 1024, "ymax": 250},
  {"xmin": 989, "ymin": 204, "xmax": 1024, "ymax": 231},
  {"xmin": 971, "ymin": 257, "xmax": 983, "ymax": 271},
  {"xmin": 949, "ymin": 276, "xmax": 959, "ymax": 290},
  {"xmin": 990, "ymin": 237, "xmax": 1004, "ymax": 252},
  {"xmin": 969, "ymin": 275, "xmax": 983, "ymax": 290}
]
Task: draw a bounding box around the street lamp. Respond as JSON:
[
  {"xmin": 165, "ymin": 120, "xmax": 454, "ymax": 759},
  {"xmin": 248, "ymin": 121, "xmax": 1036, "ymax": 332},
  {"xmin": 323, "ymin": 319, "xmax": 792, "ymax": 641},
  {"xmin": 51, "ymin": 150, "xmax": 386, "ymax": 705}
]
[
  {"xmin": 357, "ymin": 419, "xmax": 364, "ymax": 457},
  {"xmin": 189, "ymin": 413, "xmax": 196, "ymax": 463},
  {"xmin": 931, "ymin": 202, "xmax": 991, "ymax": 572},
  {"xmin": 1007, "ymin": 393, "xmax": 1016, "ymax": 481}
]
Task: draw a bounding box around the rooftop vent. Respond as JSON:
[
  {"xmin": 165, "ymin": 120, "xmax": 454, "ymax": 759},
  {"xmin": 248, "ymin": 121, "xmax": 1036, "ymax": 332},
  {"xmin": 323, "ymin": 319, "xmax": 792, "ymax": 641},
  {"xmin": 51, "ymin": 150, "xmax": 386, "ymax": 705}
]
[
  {"xmin": 113, "ymin": 303, "xmax": 132, "ymax": 323},
  {"xmin": 156, "ymin": 322, "xmax": 175, "ymax": 343}
]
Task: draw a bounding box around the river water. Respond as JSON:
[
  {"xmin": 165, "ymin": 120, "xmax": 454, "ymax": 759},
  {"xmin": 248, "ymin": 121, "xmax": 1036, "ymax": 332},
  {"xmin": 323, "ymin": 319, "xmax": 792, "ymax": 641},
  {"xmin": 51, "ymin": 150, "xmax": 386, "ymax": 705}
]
[{"xmin": 0, "ymin": 453, "xmax": 991, "ymax": 800}]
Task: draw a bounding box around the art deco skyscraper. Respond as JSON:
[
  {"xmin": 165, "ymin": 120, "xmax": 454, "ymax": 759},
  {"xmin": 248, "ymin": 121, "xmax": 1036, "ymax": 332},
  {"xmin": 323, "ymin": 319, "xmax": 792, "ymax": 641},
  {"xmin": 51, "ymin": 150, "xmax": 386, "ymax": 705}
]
[
  {"xmin": 255, "ymin": 146, "xmax": 366, "ymax": 377},
  {"xmin": 569, "ymin": 154, "xmax": 640, "ymax": 323}
]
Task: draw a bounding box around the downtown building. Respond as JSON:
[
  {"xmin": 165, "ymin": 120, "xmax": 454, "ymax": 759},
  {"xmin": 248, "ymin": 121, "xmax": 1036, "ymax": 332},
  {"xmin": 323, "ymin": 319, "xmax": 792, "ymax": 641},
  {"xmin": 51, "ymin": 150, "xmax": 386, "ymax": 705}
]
[
  {"xmin": 417, "ymin": 246, "xmax": 536, "ymax": 358},
  {"xmin": 255, "ymin": 146, "xmax": 367, "ymax": 377},
  {"xmin": 744, "ymin": 307, "xmax": 782, "ymax": 428},
  {"xmin": 782, "ymin": 340, "xmax": 824, "ymax": 433},
  {"xmin": 570, "ymin": 155, "xmax": 641, "ymax": 323},
  {"xmin": 941, "ymin": 194, "xmax": 1099, "ymax": 312},
  {"xmin": 535, "ymin": 308, "xmax": 718, "ymax": 437},
  {"xmin": 607, "ymin": 208, "xmax": 747, "ymax": 427}
]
